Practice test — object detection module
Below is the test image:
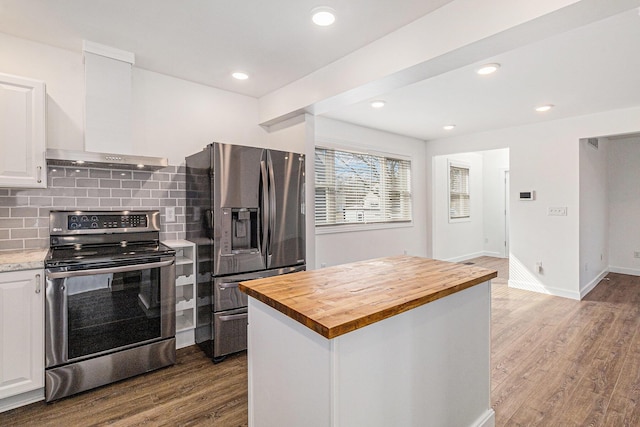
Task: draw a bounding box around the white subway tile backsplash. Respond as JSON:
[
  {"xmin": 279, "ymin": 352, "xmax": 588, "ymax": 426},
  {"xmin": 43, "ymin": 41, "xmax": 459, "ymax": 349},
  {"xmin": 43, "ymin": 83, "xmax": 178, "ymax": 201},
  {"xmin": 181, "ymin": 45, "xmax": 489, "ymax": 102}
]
[{"xmin": 0, "ymin": 165, "xmax": 187, "ymax": 252}]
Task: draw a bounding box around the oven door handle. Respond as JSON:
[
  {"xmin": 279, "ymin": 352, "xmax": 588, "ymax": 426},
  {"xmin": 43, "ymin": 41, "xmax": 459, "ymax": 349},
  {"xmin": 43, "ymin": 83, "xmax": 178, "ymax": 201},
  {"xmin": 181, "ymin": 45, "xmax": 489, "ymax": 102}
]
[{"xmin": 46, "ymin": 259, "xmax": 175, "ymax": 279}]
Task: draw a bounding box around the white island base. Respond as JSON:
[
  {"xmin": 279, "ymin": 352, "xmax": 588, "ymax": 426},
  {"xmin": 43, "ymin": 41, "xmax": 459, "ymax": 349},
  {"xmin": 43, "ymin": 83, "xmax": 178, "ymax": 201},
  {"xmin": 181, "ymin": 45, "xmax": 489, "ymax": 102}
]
[{"xmin": 247, "ymin": 281, "xmax": 494, "ymax": 427}]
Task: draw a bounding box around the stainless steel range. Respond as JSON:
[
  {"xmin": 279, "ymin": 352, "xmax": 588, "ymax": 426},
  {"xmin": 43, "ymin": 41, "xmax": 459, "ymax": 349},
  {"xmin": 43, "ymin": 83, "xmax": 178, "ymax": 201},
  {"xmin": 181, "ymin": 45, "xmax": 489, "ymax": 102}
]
[{"xmin": 44, "ymin": 210, "xmax": 176, "ymax": 402}]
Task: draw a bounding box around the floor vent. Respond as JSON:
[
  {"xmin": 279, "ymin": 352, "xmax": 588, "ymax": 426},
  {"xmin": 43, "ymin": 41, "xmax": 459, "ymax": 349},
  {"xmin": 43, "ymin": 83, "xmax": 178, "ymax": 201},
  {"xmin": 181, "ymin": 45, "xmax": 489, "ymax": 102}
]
[{"xmin": 463, "ymin": 262, "xmax": 475, "ymax": 265}]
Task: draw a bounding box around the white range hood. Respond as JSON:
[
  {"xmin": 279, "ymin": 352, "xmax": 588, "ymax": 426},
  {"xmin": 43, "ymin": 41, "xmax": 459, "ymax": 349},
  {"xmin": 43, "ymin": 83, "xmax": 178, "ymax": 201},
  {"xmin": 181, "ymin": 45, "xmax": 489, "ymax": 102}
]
[{"xmin": 47, "ymin": 41, "xmax": 167, "ymax": 171}]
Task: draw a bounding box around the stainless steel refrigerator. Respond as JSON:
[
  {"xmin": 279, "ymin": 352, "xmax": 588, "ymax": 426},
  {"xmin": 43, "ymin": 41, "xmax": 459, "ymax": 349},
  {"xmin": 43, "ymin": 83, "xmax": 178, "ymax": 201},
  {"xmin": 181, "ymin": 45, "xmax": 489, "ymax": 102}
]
[{"xmin": 185, "ymin": 142, "xmax": 305, "ymax": 361}]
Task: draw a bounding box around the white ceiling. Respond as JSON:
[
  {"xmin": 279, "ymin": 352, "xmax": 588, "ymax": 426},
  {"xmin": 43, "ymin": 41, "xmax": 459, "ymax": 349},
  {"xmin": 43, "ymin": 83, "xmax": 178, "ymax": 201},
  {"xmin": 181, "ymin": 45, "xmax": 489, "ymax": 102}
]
[
  {"xmin": 323, "ymin": 8, "xmax": 640, "ymax": 141},
  {"xmin": 1, "ymin": 1, "xmax": 639, "ymax": 142},
  {"xmin": 0, "ymin": 0, "xmax": 453, "ymax": 97}
]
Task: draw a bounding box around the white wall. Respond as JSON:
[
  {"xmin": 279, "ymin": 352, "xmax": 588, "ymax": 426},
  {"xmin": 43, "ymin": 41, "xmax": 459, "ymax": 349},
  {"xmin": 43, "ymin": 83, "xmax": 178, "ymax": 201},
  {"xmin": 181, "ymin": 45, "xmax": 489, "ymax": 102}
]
[
  {"xmin": 0, "ymin": 33, "xmax": 85, "ymax": 152},
  {"xmin": 132, "ymin": 69, "xmax": 266, "ymax": 165},
  {"xmin": 0, "ymin": 32, "xmax": 267, "ymax": 166},
  {"xmin": 578, "ymin": 137, "xmax": 609, "ymax": 296},
  {"xmin": 433, "ymin": 152, "xmax": 484, "ymax": 261},
  {"xmin": 608, "ymin": 135, "xmax": 640, "ymax": 275},
  {"xmin": 482, "ymin": 149, "xmax": 509, "ymax": 257},
  {"xmin": 426, "ymin": 106, "xmax": 640, "ymax": 300},
  {"xmin": 314, "ymin": 117, "xmax": 428, "ymax": 267}
]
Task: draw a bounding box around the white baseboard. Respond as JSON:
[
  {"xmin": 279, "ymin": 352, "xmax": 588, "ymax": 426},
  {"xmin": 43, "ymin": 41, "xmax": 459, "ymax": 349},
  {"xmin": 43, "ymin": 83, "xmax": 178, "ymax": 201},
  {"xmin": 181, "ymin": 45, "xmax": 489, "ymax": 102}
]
[
  {"xmin": 0, "ymin": 388, "xmax": 44, "ymax": 413},
  {"xmin": 471, "ymin": 408, "xmax": 495, "ymax": 427},
  {"xmin": 508, "ymin": 279, "xmax": 581, "ymax": 300},
  {"xmin": 580, "ymin": 268, "xmax": 609, "ymax": 299},
  {"xmin": 443, "ymin": 251, "xmax": 503, "ymax": 263},
  {"xmin": 609, "ymin": 266, "xmax": 640, "ymax": 277}
]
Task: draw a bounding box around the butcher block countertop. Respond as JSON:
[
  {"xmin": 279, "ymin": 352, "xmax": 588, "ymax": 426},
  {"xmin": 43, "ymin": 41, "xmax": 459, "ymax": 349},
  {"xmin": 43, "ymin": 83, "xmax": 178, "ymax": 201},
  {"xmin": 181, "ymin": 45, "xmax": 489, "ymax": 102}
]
[{"xmin": 239, "ymin": 255, "xmax": 497, "ymax": 339}]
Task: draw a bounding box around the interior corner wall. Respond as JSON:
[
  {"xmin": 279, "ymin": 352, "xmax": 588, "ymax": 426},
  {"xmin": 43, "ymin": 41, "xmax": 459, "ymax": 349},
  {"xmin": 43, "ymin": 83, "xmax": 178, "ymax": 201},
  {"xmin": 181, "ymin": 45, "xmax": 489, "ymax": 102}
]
[
  {"xmin": 0, "ymin": 32, "xmax": 266, "ymax": 166},
  {"xmin": 313, "ymin": 117, "xmax": 428, "ymax": 268},
  {"xmin": 608, "ymin": 135, "xmax": 640, "ymax": 276},
  {"xmin": 432, "ymin": 153, "xmax": 484, "ymax": 261},
  {"xmin": 425, "ymin": 106, "xmax": 640, "ymax": 300},
  {"xmin": 578, "ymin": 137, "xmax": 609, "ymax": 297}
]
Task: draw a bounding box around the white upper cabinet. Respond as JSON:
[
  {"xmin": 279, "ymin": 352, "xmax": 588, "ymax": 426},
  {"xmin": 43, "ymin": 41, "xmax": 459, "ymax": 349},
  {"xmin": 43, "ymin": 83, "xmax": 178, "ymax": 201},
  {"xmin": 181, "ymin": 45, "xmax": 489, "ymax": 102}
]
[{"xmin": 0, "ymin": 73, "xmax": 46, "ymax": 188}]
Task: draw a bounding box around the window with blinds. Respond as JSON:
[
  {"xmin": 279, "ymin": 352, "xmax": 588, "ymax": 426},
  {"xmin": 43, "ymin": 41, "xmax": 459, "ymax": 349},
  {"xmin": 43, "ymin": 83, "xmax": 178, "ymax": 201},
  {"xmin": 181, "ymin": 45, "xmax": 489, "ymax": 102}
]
[
  {"xmin": 315, "ymin": 147, "xmax": 412, "ymax": 227},
  {"xmin": 449, "ymin": 162, "xmax": 470, "ymax": 221}
]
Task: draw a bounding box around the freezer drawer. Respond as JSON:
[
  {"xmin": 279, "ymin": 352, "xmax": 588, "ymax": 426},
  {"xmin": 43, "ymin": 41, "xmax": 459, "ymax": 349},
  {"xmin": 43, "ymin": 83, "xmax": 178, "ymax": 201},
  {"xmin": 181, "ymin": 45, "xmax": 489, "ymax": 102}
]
[
  {"xmin": 214, "ymin": 277, "xmax": 249, "ymax": 312},
  {"xmin": 214, "ymin": 308, "xmax": 248, "ymax": 357}
]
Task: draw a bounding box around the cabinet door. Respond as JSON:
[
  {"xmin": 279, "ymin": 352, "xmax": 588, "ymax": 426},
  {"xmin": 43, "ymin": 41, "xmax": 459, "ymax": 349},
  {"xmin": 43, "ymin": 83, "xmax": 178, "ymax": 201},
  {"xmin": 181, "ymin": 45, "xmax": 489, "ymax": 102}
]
[
  {"xmin": 0, "ymin": 269, "xmax": 44, "ymax": 398},
  {"xmin": 0, "ymin": 73, "xmax": 46, "ymax": 188}
]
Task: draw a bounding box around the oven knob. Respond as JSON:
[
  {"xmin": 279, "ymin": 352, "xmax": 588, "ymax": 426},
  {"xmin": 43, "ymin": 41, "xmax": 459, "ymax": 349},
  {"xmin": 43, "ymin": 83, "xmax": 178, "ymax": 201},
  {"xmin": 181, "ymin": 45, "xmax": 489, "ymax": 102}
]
[
  {"xmin": 70, "ymin": 223, "xmax": 77, "ymax": 229},
  {"xmin": 91, "ymin": 222, "xmax": 98, "ymax": 228},
  {"xmin": 91, "ymin": 216, "xmax": 98, "ymax": 221},
  {"xmin": 81, "ymin": 215, "xmax": 89, "ymax": 221},
  {"xmin": 71, "ymin": 216, "xmax": 78, "ymax": 222}
]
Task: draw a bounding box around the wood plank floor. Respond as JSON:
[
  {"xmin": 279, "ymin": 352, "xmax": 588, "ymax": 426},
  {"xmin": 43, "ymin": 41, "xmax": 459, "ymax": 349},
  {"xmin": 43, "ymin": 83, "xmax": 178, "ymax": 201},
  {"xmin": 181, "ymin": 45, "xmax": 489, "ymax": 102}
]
[{"xmin": 2, "ymin": 257, "xmax": 639, "ymax": 426}]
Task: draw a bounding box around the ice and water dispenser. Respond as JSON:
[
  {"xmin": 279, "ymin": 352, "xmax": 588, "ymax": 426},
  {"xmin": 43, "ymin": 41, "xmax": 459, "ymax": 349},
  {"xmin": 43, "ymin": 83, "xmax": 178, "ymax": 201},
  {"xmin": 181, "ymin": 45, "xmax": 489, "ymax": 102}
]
[{"xmin": 220, "ymin": 207, "xmax": 259, "ymax": 254}]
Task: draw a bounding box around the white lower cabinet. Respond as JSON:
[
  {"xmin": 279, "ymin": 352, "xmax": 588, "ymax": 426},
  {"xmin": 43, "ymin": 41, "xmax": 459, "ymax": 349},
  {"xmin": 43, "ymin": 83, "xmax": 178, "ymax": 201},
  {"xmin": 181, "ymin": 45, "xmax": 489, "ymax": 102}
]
[
  {"xmin": 163, "ymin": 240, "xmax": 196, "ymax": 349},
  {"xmin": 0, "ymin": 269, "xmax": 45, "ymax": 412}
]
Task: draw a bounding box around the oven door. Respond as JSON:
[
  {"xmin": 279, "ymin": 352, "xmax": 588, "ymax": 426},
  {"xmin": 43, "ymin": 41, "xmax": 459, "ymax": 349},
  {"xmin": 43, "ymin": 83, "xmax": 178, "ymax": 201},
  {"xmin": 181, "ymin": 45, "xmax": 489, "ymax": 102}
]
[{"xmin": 45, "ymin": 256, "xmax": 175, "ymax": 368}]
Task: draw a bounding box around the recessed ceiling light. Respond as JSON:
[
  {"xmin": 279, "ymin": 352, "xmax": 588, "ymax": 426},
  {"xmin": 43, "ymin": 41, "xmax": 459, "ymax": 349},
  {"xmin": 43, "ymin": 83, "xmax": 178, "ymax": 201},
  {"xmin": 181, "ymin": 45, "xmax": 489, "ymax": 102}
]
[
  {"xmin": 535, "ymin": 104, "xmax": 554, "ymax": 112},
  {"xmin": 443, "ymin": 124, "xmax": 456, "ymax": 130},
  {"xmin": 370, "ymin": 100, "xmax": 386, "ymax": 109},
  {"xmin": 476, "ymin": 63, "xmax": 500, "ymax": 75},
  {"xmin": 312, "ymin": 7, "xmax": 336, "ymax": 26},
  {"xmin": 232, "ymin": 72, "xmax": 249, "ymax": 80},
  {"xmin": 136, "ymin": 164, "xmax": 145, "ymax": 169}
]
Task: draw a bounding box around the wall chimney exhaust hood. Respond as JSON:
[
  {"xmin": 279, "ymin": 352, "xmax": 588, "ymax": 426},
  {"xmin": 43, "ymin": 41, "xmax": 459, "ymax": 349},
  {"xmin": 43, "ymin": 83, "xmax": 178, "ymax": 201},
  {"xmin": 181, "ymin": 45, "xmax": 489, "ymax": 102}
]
[{"xmin": 46, "ymin": 41, "xmax": 168, "ymax": 171}]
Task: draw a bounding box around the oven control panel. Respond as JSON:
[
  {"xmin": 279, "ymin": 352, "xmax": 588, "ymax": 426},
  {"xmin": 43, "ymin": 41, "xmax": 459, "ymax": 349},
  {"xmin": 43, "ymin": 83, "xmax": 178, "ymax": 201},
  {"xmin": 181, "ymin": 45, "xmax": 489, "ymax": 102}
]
[
  {"xmin": 67, "ymin": 214, "xmax": 148, "ymax": 230},
  {"xmin": 50, "ymin": 210, "xmax": 160, "ymax": 235}
]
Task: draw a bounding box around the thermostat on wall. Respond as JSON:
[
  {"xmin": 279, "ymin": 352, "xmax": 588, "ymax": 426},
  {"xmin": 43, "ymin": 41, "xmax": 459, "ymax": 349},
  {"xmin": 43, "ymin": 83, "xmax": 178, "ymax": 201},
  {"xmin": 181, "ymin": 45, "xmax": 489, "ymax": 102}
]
[{"xmin": 519, "ymin": 190, "xmax": 535, "ymax": 201}]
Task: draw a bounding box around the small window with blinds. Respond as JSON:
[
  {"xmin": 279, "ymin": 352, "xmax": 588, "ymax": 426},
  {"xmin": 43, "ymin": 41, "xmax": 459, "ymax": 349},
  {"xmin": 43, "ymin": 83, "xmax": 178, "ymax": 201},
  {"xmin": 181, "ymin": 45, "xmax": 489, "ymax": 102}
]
[
  {"xmin": 449, "ymin": 161, "xmax": 470, "ymax": 222},
  {"xmin": 315, "ymin": 146, "xmax": 412, "ymax": 227}
]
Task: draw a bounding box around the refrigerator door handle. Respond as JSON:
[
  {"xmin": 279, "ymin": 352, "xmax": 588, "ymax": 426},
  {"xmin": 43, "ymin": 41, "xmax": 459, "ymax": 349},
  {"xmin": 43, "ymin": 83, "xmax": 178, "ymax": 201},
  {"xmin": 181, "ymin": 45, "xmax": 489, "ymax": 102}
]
[
  {"xmin": 260, "ymin": 157, "xmax": 270, "ymax": 259},
  {"xmin": 267, "ymin": 151, "xmax": 277, "ymax": 265}
]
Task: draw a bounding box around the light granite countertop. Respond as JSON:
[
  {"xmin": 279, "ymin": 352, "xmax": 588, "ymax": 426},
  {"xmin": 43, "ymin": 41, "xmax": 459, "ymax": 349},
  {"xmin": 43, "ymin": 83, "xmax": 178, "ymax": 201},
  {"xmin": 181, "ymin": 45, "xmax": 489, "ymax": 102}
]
[{"xmin": 0, "ymin": 248, "xmax": 49, "ymax": 272}]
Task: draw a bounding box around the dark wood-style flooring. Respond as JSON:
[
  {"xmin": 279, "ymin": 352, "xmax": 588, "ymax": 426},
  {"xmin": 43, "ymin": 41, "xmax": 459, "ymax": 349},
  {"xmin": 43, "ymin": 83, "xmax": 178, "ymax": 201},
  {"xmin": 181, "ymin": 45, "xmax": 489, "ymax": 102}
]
[{"xmin": 2, "ymin": 256, "xmax": 639, "ymax": 426}]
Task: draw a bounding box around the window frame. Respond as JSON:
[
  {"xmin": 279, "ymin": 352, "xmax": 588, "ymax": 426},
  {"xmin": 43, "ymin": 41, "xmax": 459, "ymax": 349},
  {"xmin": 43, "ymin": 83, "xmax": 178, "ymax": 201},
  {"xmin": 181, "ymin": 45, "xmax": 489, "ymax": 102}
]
[
  {"xmin": 448, "ymin": 160, "xmax": 471, "ymax": 223},
  {"xmin": 314, "ymin": 140, "xmax": 413, "ymax": 234}
]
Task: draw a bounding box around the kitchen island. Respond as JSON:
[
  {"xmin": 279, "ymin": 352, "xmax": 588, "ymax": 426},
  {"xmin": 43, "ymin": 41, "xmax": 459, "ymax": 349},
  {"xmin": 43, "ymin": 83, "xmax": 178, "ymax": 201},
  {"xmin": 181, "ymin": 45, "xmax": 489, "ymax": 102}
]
[{"xmin": 239, "ymin": 255, "xmax": 497, "ymax": 427}]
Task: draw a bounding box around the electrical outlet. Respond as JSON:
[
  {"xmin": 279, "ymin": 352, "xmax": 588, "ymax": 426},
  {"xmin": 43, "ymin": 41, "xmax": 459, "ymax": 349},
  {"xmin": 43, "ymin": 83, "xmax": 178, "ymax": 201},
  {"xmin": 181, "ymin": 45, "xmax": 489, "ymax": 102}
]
[
  {"xmin": 320, "ymin": 263, "xmax": 327, "ymax": 268},
  {"xmin": 548, "ymin": 207, "xmax": 568, "ymax": 216},
  {"xmin": 165, "ymin": 207, "xmax": 176, "ymax": 223},
  {"xmin": 634, "ymin": 251, "xmax": 640, "ymax": 259}
]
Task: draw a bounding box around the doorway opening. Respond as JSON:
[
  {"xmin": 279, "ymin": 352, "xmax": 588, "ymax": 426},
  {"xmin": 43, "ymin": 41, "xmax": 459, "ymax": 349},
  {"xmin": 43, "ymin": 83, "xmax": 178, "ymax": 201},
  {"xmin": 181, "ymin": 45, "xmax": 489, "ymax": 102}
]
[{"xmin": 432, "ymin": 148, "xmax": 510, "ymax": 282}]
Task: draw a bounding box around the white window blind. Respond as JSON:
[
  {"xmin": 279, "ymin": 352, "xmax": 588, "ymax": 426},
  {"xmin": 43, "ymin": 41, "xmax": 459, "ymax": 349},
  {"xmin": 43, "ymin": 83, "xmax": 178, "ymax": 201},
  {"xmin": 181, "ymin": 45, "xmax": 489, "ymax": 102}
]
[
  {"xmin": 449, "ymin": 164, "xmax": 470, "ymax": 220},
  {"xmin": 315, "ymin": 147, "xmax": 412, "ymax": 227}
]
